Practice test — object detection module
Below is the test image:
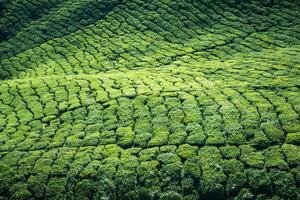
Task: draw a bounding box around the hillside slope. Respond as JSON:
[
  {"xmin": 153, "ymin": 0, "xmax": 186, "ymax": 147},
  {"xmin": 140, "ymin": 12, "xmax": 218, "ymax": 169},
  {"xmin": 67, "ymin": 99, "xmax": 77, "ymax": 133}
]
[{"xmin": 0, "ymin": 0, "xmax": 300, "ymax": 199}]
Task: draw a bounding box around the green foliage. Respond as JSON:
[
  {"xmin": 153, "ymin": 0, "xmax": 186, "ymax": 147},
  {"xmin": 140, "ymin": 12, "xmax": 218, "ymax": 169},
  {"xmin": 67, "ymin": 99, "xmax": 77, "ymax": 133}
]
[
  {"xmin": 264, "ymin": 146, "xmax": 289, "ymax": 170},
  {"xmin": 269, "ymin": 169, "xmax": 299, "ymax": 198},
  {"xmin": 240, "ymin": 145, "xmax": 265, "ymax": 168},
  {"xmin": 285, "ymin": 132, "xmax": 300, "ymax": 145},
  {"xmin": 226, "ymin": 172, "xmax": 247, "ymax": 195},
  {"xmin": 246, "ymin": 169, "xmax": 272, "ymax": 193},
  {"xmin": 176, "ymin": 144, "xmax": 197, "ymax": 159},
  {"xmin": 160, "ymin": 191, "xmax": 182, "ymax": 200},
  {"xmin": 220, "ymin": 146, "xmax": 240, "ymax": 159},
  {"xmin": 0, "ymin": 0, "xmax": 299, "ymax": 199},
  {"xmin": 27, "ymin": 175, "xmax": 48, "ymax": 198},
  {"xmin": 281, "ymin": 144, "xmax": 300, "ymax": 166},
  {"xmin": 117, "ymin": 127, "xmax": 135, "ymax": 148}
]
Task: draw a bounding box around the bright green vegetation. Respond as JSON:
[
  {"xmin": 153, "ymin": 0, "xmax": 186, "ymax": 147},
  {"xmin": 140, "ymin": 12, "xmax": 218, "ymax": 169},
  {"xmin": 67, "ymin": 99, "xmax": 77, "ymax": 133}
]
[{"xmin": 0, "ymin": 0, "xmax": 300, "ymax": 199}]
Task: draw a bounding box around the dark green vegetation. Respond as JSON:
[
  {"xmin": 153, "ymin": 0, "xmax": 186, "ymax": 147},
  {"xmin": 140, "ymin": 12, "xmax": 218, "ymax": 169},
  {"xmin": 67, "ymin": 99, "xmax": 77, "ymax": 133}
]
[{"xmin": 0, "ymin": 0, "xmax": 300, "ymax": 199}]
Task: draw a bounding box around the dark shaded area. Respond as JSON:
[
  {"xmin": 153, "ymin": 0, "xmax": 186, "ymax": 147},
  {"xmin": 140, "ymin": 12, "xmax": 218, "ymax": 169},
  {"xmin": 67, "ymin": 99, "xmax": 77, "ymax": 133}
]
[{"xmin": 0, "ymin": 0, "xmax": 123, "ymax": 58}]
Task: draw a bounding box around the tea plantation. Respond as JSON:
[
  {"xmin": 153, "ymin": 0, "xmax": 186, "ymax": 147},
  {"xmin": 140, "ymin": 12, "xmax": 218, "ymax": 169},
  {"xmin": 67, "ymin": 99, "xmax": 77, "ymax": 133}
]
[{"xmin": 0, "ymin": 0, "xmax": 300, "ymax": 199}]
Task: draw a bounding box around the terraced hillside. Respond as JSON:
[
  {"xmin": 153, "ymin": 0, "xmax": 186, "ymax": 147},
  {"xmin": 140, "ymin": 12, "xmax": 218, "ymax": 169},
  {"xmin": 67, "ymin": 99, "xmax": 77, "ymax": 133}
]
[{"xmin": 0, "ymin": 0, "xmax": 300, "ymax": 199}]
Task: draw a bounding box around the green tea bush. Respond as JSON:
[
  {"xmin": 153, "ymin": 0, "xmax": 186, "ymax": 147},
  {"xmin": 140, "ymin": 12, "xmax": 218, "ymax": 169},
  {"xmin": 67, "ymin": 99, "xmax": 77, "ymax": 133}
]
[{"xmin": 0, "ymin": 0, "xmax": 299, "ymax": 199}]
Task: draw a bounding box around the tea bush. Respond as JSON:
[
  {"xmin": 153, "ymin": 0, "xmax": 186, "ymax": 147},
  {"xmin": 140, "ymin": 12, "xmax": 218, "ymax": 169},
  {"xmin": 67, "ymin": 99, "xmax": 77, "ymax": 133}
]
[{"xmin": 0, "ymin": 0, "xmax": 300, "ymax": 199}]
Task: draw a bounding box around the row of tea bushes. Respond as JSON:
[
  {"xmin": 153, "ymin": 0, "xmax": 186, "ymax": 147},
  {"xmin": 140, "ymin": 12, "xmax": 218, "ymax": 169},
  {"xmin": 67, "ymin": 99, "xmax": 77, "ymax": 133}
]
[{"xmin": 1, "ymin": 143, "xmax": 299, "ymax": 199}]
